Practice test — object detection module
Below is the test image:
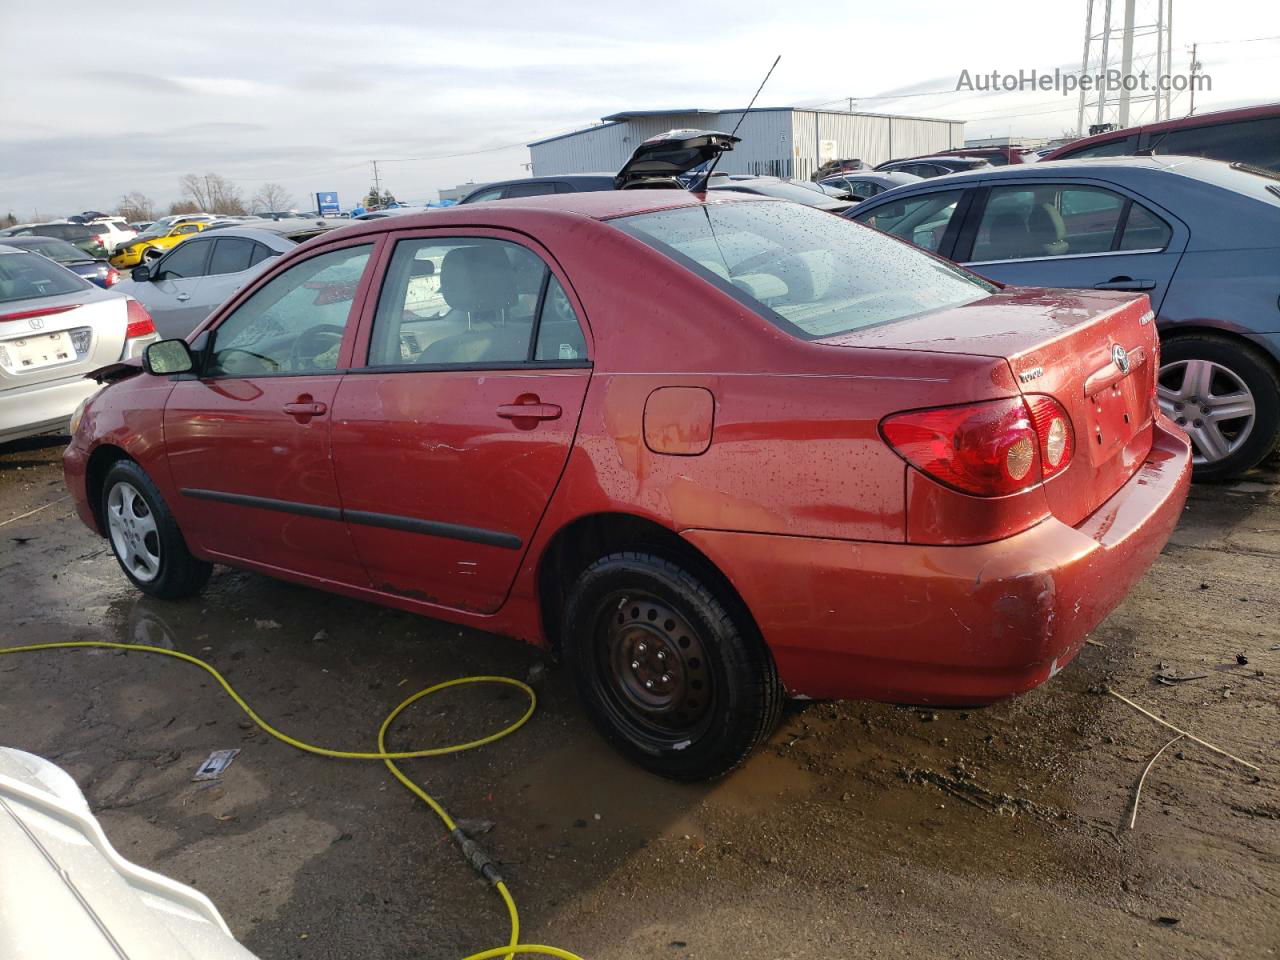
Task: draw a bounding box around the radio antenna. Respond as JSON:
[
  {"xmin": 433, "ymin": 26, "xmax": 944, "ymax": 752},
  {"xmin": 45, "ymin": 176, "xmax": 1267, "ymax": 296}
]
[{"xmin": 691, "ymin": 54, "xmax": 781, "ymax": 193}]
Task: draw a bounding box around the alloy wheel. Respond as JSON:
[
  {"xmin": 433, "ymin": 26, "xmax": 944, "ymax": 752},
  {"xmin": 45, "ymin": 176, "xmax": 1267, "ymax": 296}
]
[
  {"xmin": 1158, "ymin": 358, "xmax": 1256, "ymax": 465},
  {"xmin": 106, "ymin": 481, "xmax": 162, "ymax": 582}
]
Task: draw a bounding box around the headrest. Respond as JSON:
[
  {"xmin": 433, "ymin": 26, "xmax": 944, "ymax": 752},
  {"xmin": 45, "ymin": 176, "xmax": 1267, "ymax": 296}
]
[
  {"xmin": 440, "ymin": 245, "xmax": 516, "ymax": 313},
  {"xmin": 408, "ymin": 257, "xmax": 435, "ymax": 278}
]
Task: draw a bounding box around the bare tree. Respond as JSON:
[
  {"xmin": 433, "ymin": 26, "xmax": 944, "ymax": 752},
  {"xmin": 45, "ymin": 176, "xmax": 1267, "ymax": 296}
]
[
  {"xmin": 2, "ymin": 212, "xmax": 16, "ymax": 228},
  {"xmin": 168, "ymin": 200, "xmax": 201, "ymax": 216},
  {"xmin": 250, "ymin": 183, "xmax": 296, "ymax": 214},
  {"xmin": 116, "ymin": 192, "xmax": 156, "ymax": 222},
  {"xmin": 179, "ymin": 173, "xmax": 246, "ymax": 215}
]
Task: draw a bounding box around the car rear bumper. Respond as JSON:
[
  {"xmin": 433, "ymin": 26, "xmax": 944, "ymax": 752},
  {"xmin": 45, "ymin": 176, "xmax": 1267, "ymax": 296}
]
[
  {"xmin": 683, "ymin": 417, "xmax": 1192, "ymax": 706},
  {"xmin": 0, "ymin": 374, "xmax": 99, "ymax": 445}
]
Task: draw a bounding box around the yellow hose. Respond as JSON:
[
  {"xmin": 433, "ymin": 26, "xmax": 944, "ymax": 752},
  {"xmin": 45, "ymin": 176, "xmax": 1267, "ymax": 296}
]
[{"xmin": 0, "ymin": 640, "xmax": 584, "ymax": 960}]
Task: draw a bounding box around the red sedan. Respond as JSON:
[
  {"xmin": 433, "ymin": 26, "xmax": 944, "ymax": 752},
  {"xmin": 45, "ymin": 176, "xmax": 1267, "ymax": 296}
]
[{"xmin": 64, "ymin": 190, "xmax": 1191, "ymax": 779}]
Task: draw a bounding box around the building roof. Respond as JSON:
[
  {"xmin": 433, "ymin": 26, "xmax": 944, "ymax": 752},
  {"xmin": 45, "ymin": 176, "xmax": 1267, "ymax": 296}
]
[{"xmin": 529, "ymin": 106, "xmax": 965, "ymax": 148}]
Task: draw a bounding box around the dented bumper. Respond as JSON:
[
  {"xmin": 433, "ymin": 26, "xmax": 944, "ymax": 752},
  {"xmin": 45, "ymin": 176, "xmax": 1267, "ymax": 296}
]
[{"xmin": 683, "ymin": 417, "xmax": 1192, "ymax": 706}]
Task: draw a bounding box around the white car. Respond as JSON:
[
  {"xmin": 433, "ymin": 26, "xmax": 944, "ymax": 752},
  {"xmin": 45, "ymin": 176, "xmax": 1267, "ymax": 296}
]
[
  {"xmin": 83, "ymin": 217, "xmax": 138, "ymax": 254},
  {"xmin": 0, "ymin": 746, "xmax": 260, "ymax": 959},
  {"xmin": 0, "ymin": 244, "xmax": 158, "ymax": 444}
]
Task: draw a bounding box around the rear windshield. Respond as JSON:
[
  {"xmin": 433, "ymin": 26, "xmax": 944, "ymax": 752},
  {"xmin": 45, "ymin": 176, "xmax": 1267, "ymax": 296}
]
[
  {"xmin": 615, "ymin": 200, "xmax": 996, "ymax": 339},
  {"xmin": 14, "ymin": 237, "xmax": 87, "ymax": 262},
  {"xmin": 0, "ymin": 252, "xmax": 90, "ymax": 304}
]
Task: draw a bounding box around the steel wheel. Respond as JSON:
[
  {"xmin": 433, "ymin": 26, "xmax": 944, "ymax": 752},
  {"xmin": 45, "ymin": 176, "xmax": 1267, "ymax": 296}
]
[
  {"xmin": 106, "ymin": 481, "xmax": 161, "ymax": 582},
  {"xmin": 1158, "ymin": 358, "xmax": 1256, "ymax": 466},
  {"xmin": 597, "ymin": 590, "xmax": 714, "ymax": 742}
]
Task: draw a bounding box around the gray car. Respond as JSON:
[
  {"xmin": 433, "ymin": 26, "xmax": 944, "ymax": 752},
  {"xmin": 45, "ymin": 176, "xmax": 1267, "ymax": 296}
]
[
  {"xmin": 845, "ymin": 155, "xmax": 1280, "ymax": 479},
  {"xmin": 817, "ymin": 170, "xmax": 923, "ymax": 200},
  {"xmin": 117, "ymin": 222, "xmax": 341, "ymax": 339},
  {"xmin": 0, "ymin": 245, "xmax": 157, "ymax": 444}
]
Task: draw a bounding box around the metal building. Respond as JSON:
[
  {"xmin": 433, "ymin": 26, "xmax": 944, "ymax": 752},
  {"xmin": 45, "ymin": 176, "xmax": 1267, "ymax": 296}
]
[{"xmin": 528, "ymin": 107, "xmax": 966, "ymax": 181}]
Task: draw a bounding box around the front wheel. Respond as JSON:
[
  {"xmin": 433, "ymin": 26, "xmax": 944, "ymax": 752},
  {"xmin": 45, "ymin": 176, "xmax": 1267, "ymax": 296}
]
[
  {"xmin": 562, "ymin": 551, "xmax": 783, "ymax": 780},
  {"xmin": 102, "ymin": 460, "xmax": 212, "ymax": 599},
  {"xmin": 1158, "ymin": 334, "xmax": 1280, "ymax": 481}
]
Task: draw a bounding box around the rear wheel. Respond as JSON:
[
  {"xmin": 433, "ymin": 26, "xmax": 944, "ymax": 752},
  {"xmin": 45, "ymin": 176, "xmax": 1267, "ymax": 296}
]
[
  {"xmin": 562, "ymin": 551, "xmax": 783, "ymax": 780},
  {"xmin": 102, "ymin": 460, "xmax": 212, "ymax": 599},
  {"xmin": 1158, "ymin": 334, "xmax": 1280, "ymax": 481}
]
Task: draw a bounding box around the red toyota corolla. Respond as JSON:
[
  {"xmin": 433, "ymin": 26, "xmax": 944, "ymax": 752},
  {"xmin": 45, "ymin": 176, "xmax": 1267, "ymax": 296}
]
[{"xmin": 64, "ymin": 190, "xmax": 1191, "ymax": 779}]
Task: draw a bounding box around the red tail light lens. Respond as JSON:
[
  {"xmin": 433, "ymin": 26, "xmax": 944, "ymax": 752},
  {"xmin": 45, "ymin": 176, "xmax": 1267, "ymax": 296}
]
[
  {"xmin": 124, "ymin": 299, "xmax": 156, "ymax": 339},
  {"xmin": 1025, "ymin": 395, "xmax": 1075, "ymax": 480},
  {"xmin": 104, "ymin": 266, "xmax": 120, "ymax": 287},
  {"xmin": 882, "ymin": 395, "xmax": 1075, "ymax": 497}
]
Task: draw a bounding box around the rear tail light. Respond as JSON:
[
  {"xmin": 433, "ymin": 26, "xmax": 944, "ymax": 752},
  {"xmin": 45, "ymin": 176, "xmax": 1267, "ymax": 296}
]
[
  {"xmin": 124, "ymin": 299, "xmax": 156, "ymax": 339},
  {"xmin": 1025, "ymin": 395, "xmax": 1075, "ymax": 480},
  {"xmin": 881, "ymin": 396, "xmax": 1075, "ymax": 497},
  {"xmin": 103, "ymin": 266, "xmax": 120, "ymax": 287}
]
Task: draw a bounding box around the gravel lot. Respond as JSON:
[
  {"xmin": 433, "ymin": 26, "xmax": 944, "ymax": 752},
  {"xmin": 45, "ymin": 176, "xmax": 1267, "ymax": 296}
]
[{"xmin": 2, "ymin": 435, "xmax": 1277, "ymax": 960}]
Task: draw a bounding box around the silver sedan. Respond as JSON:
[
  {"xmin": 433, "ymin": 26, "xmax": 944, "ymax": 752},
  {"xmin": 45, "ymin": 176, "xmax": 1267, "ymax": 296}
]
[
  {"xmin": 116, "ymin": 221, "xmax": 346, "ymax": 339},
  {"xmin": 0, "ymin": 245, "xmax": 158, "ymax": 444}
]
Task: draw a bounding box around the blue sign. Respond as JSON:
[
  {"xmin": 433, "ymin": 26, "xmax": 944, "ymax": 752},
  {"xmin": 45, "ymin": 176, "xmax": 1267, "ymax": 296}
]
[{"xmin": 315, "ymin": 191, "xmax": 340, "ymax": 217}]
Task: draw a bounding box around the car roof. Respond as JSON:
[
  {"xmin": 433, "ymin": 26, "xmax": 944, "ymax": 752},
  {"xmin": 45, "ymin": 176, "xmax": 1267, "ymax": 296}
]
[
  {"xmin": 179, "ymin": 225, "xmax": 301, "ymax": 247},
  {"xmin": 1048, "ymin": 100, "xmax": 1280, "ymax": 157},
  {"xmin": 322, "ymin": 189, "xmax": 771, "ymax": 239}
]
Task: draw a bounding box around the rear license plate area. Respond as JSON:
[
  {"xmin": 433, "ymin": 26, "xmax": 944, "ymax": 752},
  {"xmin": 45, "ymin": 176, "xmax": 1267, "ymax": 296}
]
[
  {"xmin": 1086, "ymin": 378, "xmax": 1145, "ymax": 464},
  {"xmin": 0, "ymin": 331, "xmax": 76, "ymax": 374}
]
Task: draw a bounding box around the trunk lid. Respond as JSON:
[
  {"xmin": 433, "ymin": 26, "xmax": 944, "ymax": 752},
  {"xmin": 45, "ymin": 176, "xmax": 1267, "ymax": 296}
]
[
  {"xmin": 820, "ymin": 288, "xmax": 1160, "ymax": 526},
  {"xmin": 0, "ymin": 289, "xmax": 128, "ymax": 392},
  {"xmin": 615, "ymin": 129, "xmax": 741, "ymax": 189}
]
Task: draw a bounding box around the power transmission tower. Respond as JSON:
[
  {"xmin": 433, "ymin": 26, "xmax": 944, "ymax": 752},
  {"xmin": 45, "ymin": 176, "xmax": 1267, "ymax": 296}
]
[{"xmin": 1076, "ymin": 0, "xmax": 1175, "ymax": 136}]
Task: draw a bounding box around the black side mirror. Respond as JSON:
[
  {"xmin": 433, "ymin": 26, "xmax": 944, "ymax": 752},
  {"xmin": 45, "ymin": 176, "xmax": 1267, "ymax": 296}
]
[
  {"xmin": 144, "ymin": 339, "xmax": 195, "ymax": 376},
  {"xmin": 131, "ymin": 265, "xmax": 151, "ymax": 282}
]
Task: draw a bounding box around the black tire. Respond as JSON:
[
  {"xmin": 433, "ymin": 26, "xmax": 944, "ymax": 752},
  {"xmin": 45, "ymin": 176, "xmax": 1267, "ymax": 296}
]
[
  {"xmin": 101, "ymin": 460, "xmax": 212, "ymax": 599},
  {"xmin": 562, "ymin": 551, "xmax": 783, "ymax": 780},
  {"xmin": 1160, "ymin": 334, "xmax": 1280, "ymax": 481}
]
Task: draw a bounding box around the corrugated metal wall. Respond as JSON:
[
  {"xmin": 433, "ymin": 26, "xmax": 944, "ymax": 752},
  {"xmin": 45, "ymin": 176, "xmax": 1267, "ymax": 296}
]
[{"xmin": 530, "ymin": 110, "xmax": 965, "ymax": 179}]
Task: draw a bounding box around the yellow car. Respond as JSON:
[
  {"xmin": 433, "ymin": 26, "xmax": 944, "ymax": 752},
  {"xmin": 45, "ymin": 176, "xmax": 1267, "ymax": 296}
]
[{"xmin": 109, "ymin": 220, "xmax": 209, "ymax": 268}]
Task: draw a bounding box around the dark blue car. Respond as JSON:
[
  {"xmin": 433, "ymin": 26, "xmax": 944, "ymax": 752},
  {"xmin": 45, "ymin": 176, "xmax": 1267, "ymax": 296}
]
[
  {"xmin": 0, "ymin": 235, "xmax": 120, "ymax": 290},
  {"xmin": 845, "ymin": 156, "xmax": 1280, "ymax": 479}
]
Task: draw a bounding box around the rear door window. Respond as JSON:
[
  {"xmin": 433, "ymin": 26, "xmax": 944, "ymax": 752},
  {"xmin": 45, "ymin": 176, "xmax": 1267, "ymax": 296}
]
[
  {"xmin": 208, "ymin": 237, "xmax": 257, "ymax": 275},
  {"xmin": 504, "ymin": 182, "xmax": 558, "ymax": 198},
  {"xmin": 969, "ymin": 184, "xmax": 1132, "ymax": 261},
  {"xmin": 1152, "ymin": 116, "xmax": 1280, "ymax": 171},
  {"xmin": 366, "ymin": 236, "xmax": 587, "ymax": 367}
]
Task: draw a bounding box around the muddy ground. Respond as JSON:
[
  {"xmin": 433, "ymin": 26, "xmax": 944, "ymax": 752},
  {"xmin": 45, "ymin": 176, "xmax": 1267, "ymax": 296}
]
[{"xmin": 1, "ymin": 434, "xmax": 1277, "ymax": 960}]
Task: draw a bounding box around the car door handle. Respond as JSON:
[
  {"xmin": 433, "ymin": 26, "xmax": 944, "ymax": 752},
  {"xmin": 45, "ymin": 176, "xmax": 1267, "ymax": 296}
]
[
  {"xmin": 176, "ymin": 293, "xmax": 191, "ymax": 301},
  {"xmin": 1094, "ymin": 277, "xmax": 1157, "ymax": 291},
  {"xmin": 497, "ymin": 402, "xmax": 561, "ymax": 421},
  {"xmin": 282, "ymin": 398, "xmax": 328, "ymax": 420}
]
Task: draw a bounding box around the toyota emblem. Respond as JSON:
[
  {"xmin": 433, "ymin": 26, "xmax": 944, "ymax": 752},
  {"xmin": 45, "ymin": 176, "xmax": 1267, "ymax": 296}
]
[{"xmin": 1112, "ymin": 344, "xmax": 1130, "ymax": 374}]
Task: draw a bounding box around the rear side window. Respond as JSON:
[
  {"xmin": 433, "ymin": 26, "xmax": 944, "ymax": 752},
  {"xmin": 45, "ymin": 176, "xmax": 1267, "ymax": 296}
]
[
  {"xmin": 852, "ymin": 189, "xmax": 964, "ymax": 254},
  {"xmin": 504, "ymin": 182, "xmax": 558, "ymax": 198},
  {"xmin": 1152, "ymin": 117, "xmax": 1280, "ymax": 171},
  {"xmin": 463, "ymin": 187, "xmax": 504, "ymax": 203},
  {"xmin": 1118, "ymin": 205, "xmax": 1173, "ymax": 250},
  {"xmin": 619, "ymin": 201, "xmax": 996, "ymax": 340},
  {"xmin": 366, "ymin": 237, "xmax": 588, "ymax": 367},
  {"xmin": 0, "ymin": 252, "xmax": 89, "ymax": 303},
  {"xmin": 208, "ymin": 237, "xmax": 257, "ymax": 275}
]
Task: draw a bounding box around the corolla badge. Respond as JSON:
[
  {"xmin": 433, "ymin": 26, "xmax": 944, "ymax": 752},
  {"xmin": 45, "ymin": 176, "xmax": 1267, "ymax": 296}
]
[{"xmin": 1112, "ymin": 344, "xmax": 1130, "ymax": 374}]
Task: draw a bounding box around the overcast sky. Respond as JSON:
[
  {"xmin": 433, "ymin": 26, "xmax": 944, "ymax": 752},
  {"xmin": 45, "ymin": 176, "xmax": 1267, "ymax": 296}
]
[{"xmin": 1, "ymin": 0, "xmax": 1277, "ymax": 217}]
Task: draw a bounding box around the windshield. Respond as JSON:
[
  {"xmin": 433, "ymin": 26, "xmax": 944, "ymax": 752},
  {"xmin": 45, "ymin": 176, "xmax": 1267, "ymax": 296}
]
[
  {"xmin": 0, "ymin": 251, "xmax": 90, "ymax": 304},
  {"xmin": 616, "ymin": 200, "xmax": 996, "ymax": 340}
]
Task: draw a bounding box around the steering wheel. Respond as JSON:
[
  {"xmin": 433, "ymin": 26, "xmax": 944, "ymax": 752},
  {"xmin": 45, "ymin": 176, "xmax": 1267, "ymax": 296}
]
[{"xmin": 288, "ymin": 324, "xmax": 346, "ymax": 370}]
